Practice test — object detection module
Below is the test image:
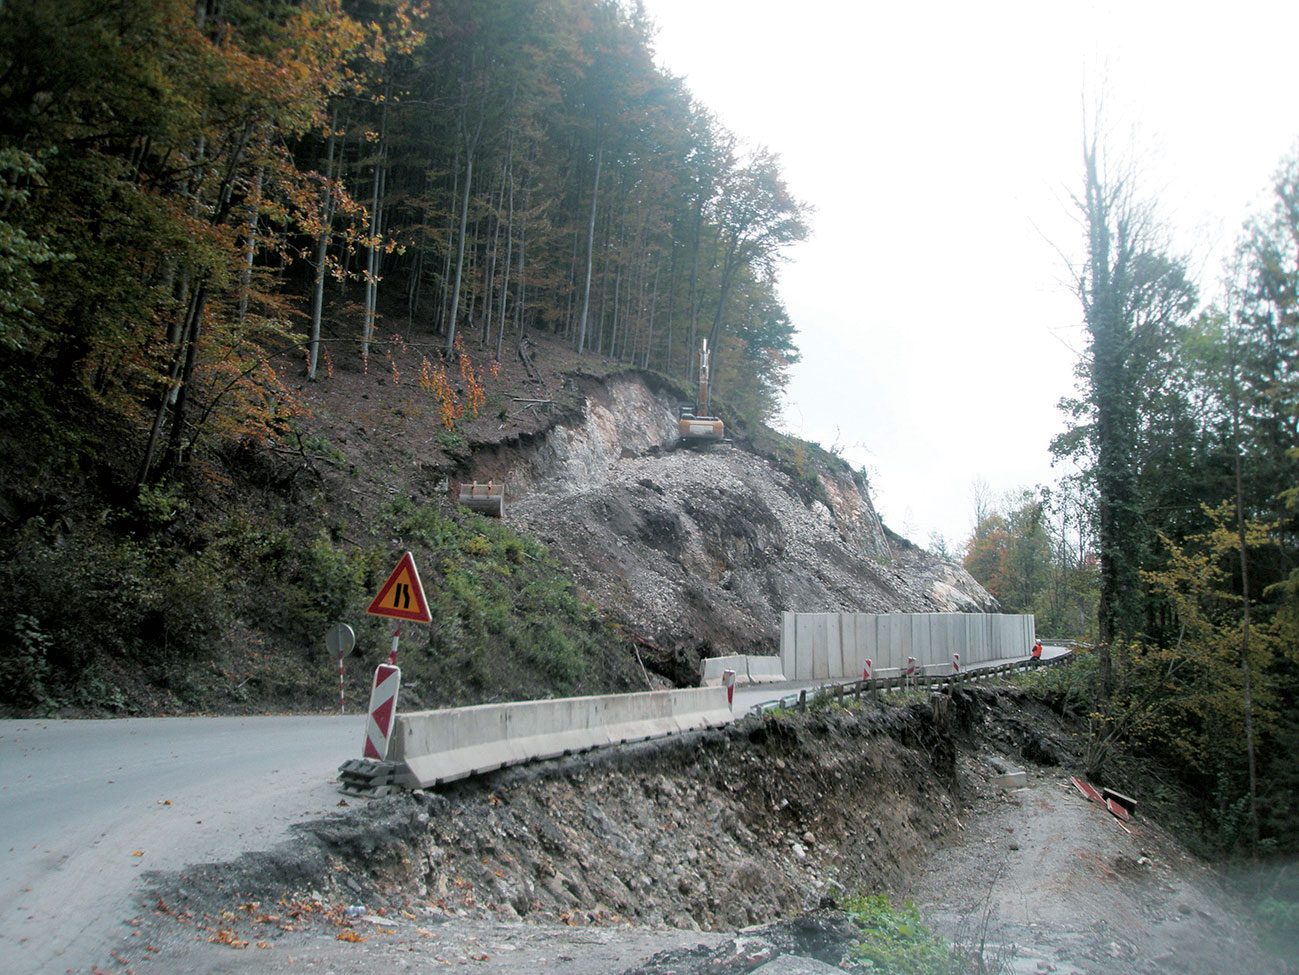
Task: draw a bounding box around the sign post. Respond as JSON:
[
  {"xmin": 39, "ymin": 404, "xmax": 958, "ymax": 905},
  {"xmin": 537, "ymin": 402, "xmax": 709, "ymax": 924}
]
[
  {"xmin": 361, "ymin": 552, "xmax": 432, "ymax": 760},
  {"xmin": 325, "ymin": 622, "xmax": 356, "ymax": 713}
]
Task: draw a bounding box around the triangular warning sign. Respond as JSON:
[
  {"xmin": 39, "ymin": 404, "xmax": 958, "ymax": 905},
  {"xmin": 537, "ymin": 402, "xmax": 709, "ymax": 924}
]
[{"xmin": 367, "ymin": 551, "xmax": 432, "ymax": 623}]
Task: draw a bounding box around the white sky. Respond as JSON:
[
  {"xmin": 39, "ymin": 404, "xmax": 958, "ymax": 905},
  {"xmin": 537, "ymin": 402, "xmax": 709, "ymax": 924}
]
[{"xmin": 641, "ymin": 0, "xmax": 1299, "ymax": 550}]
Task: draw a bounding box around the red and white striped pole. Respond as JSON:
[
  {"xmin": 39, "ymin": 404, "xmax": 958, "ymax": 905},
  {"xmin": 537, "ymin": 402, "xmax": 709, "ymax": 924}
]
[
  {"xmin": 863, "ymin": 658, "xmax": 872, "ymax": 681},
  {"xmin": 388, "ymin": 620, "xmax": 403, "ymax": 664},
  {"xmin": 906, "ymin": 656, "xmax": 916, "ymax": 688},
  {"xmin": 324, "ymin": 622, "xmax": 355, "ymax": 715},
  {"xmin": 722, "ymin": 669, "xmax": 736, "ymax": 707},
  {"xmin": 953, "ymin": 652, "xmax": 960, "ymax": 674}
]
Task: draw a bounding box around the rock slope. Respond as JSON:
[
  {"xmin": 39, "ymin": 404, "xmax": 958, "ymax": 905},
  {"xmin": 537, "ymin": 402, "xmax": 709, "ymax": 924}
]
[{"xmin": 490, "ymin": 372, "xmax": 995, "ymax": 659}]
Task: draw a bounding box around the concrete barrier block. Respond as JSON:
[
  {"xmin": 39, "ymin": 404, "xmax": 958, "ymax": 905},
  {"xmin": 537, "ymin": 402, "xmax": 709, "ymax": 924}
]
[
  {"xmin": 391, "ymin": 687, "xmax": 733, "ymax": 788},
  {"xmin": 795, "ymin": 615, "xmax": 817, "ymax": 680},
  {"xmin": 701, "ymin": 654, "xmax": 748, "ymax": 685},
  {"xmin": 745, "ymin": 656, "xmax": 786, "ymax": 683}
]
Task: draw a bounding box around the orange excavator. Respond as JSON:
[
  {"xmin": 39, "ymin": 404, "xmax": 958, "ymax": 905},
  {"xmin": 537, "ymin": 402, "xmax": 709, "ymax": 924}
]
[{"xmin": 678, "ymin": 339, "xmax": 725, "ymax": 442}]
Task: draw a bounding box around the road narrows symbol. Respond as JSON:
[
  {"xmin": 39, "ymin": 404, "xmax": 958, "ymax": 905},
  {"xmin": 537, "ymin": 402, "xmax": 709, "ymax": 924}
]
[{"xmin": 367, "ymin": 552, "xmax": 431, "ymax": 623}]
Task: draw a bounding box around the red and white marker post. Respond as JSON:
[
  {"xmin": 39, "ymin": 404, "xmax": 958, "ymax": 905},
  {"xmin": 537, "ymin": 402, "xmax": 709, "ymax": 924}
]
[
  {"xmin": 863, "ymin": 658, "xmax": 873, "ymax": 682},
  {"xmin": 722, "ymin": 669, "xmax": 736, "ymax": 708},
  {"xmin": 906, "ymin": 656, "xmax": 917, "ymax": 689},
  {"xmin": 952, "ymin": 652, "xmax": 960, "ymax": 677},
  {"xmin": 325, "ymin": 622, "xmax": 356, "ymax": 714},
  {"xmin": 362, "ymin": 662, "xmax": 401, "ymax": 760}
]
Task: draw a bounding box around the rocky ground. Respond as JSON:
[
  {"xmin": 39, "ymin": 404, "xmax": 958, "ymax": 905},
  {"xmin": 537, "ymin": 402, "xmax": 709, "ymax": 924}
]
[{"xmin": 112, "ymin": 685, "xmax": 1290, "ymax": 975}]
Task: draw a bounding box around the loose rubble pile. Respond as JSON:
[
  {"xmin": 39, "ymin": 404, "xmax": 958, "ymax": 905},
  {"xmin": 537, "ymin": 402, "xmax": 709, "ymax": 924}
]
[{"xmin": 507, "ymin": 373, "xmax": 997, "ymax": 662}]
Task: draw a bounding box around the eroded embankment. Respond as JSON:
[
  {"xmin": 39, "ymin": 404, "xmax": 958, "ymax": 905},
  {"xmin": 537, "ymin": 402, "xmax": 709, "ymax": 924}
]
[
  {"xmin": 136, "ymin": 686, "xmax": 1287, "ymax": 975},
  {"xmin": 147, "ymin": 690, "xmax": 1029, "ymax": 945}
]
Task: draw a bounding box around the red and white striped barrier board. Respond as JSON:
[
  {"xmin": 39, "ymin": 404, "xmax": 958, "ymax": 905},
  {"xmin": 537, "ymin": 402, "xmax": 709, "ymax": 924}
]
[
  {"xmin": 953, "ymin": 653, "xmax": 960, "ymax": 673},
  {"xmin": 863, "ymin": 658, "xmax": 873, "ymax": 680},
  {"xmin": 362, "ymin": 663, "xmax": 401, "ymax": 760},
  {"xmin": 1071, "ymin": 776, "xmax": 1103, "ymax": 803}
]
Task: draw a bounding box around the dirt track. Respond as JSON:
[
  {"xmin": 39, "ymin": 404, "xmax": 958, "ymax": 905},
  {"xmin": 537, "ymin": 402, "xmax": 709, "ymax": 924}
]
[{"xmin": 912, "ymin": 763, "xmax": 1285, "ymax": 975}]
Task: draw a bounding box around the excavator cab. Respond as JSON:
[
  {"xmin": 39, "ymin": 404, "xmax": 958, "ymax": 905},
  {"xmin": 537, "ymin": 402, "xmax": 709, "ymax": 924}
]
[{"xmin": 678, "ymin": 339, "xmax": 724, "ymax": 442}]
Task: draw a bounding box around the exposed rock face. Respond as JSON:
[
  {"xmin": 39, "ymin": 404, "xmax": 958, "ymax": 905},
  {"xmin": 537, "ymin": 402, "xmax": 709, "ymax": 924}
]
[{"xmin": 505, "ymin": 373, "xmax": 996, "ymax": 658}]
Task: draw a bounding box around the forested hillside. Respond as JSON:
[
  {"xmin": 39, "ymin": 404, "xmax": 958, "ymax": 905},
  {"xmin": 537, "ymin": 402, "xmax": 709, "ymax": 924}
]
[
  {"xmin": 0, "ymin": 0, "xmax": 805, "ymax": 471},
  {"xmin": 0, "ymin": 1, "xmax": 813, "ymax": 714}
]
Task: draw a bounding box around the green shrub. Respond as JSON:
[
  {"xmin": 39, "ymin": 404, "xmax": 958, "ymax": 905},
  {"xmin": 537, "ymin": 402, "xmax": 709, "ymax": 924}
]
[{"xmin": 844, "ymin": 895, "xmax": 959, "ymax": 975}]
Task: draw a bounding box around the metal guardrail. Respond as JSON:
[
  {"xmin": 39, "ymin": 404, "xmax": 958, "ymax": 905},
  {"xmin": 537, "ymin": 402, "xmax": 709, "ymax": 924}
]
[{"xmin": 748, "ymin": 649, "xmax": 1075, "ymax": 715}]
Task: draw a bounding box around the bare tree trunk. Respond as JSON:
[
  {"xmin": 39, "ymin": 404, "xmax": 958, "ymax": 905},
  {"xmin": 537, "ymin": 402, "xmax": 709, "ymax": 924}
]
[
  {"xmin": 482, "ymin": 160, "xmax": 506, "ymax": 347},
  {"xmin": 438, "ymin": 144, "xmax": 459, "ymax": 336},
  {"xmin": 496, "ymin": 135, "xmax": 516, "ymax": 361},
  {"xmin": 608, "ymin": 254, "xmax": 622, "ymax": 360},
  {"xmin": 643, "ymin": 253, "xmax": 660, "ymax": 369},
  {"xmin": 1228, "ymin": 302, "xmax": 1261, "ymax": 863},
  {"xmin": 576, "ymin": 138, "xmax": 602, "ymax": 354},
  {"xmin": 164, "ymin": 281, "xmax": 208, "ymax": 471},
  {"xmin": 407, "ymin": 169, "xmax": 429, "ymax": 329},
  {"xmin": 362, "ymin": 84, "xmax": 391, "ymax": 359},
  {"xmin": 564, "ymin": 227, "xmax": 579, "ymax": 338},
  {"xmin": 308, "ymin": 106, "xmax": 339, "ymax": 381},
  {"xmin": 467, "ymin": 216, "xmax": 481, "ymax": 344},
  {"xmin": 236, "ymin": 167, "xmax": 262, "ymax": 323},
  {"xmin": 513, "ymin": 154, "xmax": 532, "ymax": 338},
  {"xmin": 595, "ymin": 203, "xmax": 613, "ymax": 356},
  {"xmin": 445, "ymin": 111, "xmax": 482, "ymax": 356},
  {"xmin": 664, "ymin": 244, "xmax": 678, "ymax": 372}
]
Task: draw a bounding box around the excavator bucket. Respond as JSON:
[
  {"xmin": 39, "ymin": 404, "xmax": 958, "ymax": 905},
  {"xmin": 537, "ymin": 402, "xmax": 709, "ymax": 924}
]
[{"xmin": 457, "ymin": 481, "xmax": 505, "ymax": 518}]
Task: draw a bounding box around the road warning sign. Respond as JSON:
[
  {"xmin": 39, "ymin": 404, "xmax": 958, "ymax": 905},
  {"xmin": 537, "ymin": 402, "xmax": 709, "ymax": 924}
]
[{"xmin": 367, "ymin": 551, "xmax": 431, "ymax": 623}]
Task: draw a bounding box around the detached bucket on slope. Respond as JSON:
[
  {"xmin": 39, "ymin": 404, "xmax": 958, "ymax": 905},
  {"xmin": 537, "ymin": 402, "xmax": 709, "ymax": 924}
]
[{"xmin": 458, "ymin": 481, "xmax": 505, "ymax": 518}]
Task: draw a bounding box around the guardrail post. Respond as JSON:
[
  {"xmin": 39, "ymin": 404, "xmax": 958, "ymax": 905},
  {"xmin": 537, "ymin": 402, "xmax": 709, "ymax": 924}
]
[{"xmin": 798, "ymin": 689, "xmax": 807, "ymax": 713}]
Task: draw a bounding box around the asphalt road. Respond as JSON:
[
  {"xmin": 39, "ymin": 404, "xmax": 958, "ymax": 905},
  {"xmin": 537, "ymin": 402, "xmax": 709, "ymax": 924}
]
[
  {"xmin": 0, "ymin": 713, "xmax": 362, "ymax": 975},
  {"xmin": 0, "ymin": 643, "xmax": 1068, "ymax": 975}
]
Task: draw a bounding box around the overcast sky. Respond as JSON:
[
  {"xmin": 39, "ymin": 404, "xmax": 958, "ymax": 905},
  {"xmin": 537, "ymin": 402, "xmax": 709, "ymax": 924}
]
[{"xmin": 640, "ymin": 0, "xmax": 1299, "ymax": 550}]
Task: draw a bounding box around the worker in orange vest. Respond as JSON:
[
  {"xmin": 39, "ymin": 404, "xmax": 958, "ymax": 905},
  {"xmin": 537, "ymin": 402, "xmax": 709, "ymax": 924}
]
[{"xmin": 1031, "ymin": 640, "xmax": 1043, "ymax": 665}]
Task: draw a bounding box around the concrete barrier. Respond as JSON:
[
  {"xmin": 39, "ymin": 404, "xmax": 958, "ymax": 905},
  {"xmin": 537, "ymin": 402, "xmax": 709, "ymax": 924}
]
[
  {"xmin": 701, "ymin": 654, "xmax": 786, "ymax": 685},
  {"xmin": 389, "ymin": 687, "xmax": 733, "ymax": 788},
  {"xmin": 780, "ymin": 612, "xmax": 1036, "ymax": 681},
  {"xmin": 701, "ymin": 655, "xmax": 748, "ymax": 685},
  {"xmin": 745, "ymin": 656, "xmax": 786, "ymax": 683}
]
